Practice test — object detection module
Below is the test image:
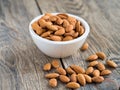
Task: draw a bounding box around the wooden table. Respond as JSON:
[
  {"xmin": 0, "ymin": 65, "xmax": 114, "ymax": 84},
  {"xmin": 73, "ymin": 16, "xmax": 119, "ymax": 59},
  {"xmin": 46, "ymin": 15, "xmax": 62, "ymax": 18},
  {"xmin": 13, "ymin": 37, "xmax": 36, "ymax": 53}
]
[{"xmin": 0, "ymin": 0, "xmax": 120, "ymax": 90}]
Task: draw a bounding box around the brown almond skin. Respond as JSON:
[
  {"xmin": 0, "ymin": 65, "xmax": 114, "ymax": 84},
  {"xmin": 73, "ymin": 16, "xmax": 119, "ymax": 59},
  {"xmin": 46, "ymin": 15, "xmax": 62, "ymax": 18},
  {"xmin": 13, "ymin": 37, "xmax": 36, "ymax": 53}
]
[
  {"xmin": 88, "ymin": 61, "xmax": 99, "ymax": 67},
  {"xmin": 45, "ymin": 73, "xmax": 59, "ymax": 79},
  {"xmin": 57, "ymin": 13, "xmax": 68, "ymax": 19},
  {"xmin": 79, "ymin": 26, "xmax": 85, "ymax": 35},
  {"xmin": 77, "ymin": 74, "xmax": 86, "ymax": 86},
  {"xmin": 70, "ymin": 65, "xmax": 85, "ymax": 74},
  {"xmin": 92, "ymin": 70, "xmax": 100, "ymax": 77},
  {"xmin": 70, "ymin": 74, "xmax": 77, "ymax": 82},
  {"xmin": 41, "ymin": 31, "xmax": 51, "ymax": 38},
  {"xmin": 97, "ymin": 62, "xmax": 105, "ymax": 71},
  {"xmin": 83, "ymin": 74, "xmax": 92, "ymax": 83},
  {"xmin": 92, "ymin": 76, "xmax": 104, "ymax": 83},
  {"xmin": 106, "ymin": 60, "xmax": 118, "ymax": 68},
  {"xmin": 56, "ymin": 67, "xmax": 66, "ymax": 75},
  {"xmin": 43, "ymin": 63, "xmax": 51, "ymax": 71},
  {"xmin": 81, "ymin": 42, "xmax": 89, "ymax": 51},
  {"xmin": 65, "ymin": 25, "xmax": 74, "ymax": 32},
  {"xmin": 96, "ymin": 52, "xmax": 106, "ymax": 60},
  {"xmin": 101, "ymin": 69, "xmax": 112, "ymax": 76},
  {"xmin": 59, "ymin": 75, "xmax": 70, "ymax": 83},
  {"xmin": 63, "ymin": 19, "xmax": 70, "ymax": 28},
  {"xmin": 86, "ymin": 54, "xmax": 98, "ymax": 61},
  {"xmin": 66, "ymin": 67, "xmax": 75, "ymax": 74},
  {"xmin": 86, "ymin": 67, "xmax": 94, "ymax": 75},
  {"xmin": 51, "ymin": 60, "xmax": 59, "ymax": 68},
  {"xmin": 50, "ymin": 35, "xmax": 62, "ymax": 41},
  {"xmin": 54, "ymin": 28, "xmax": 65, "ymax": 35},
  {"xmin": 63, "ymin": 36, "xmax": 73, "ymax": 41},
  {"xmin": 49, "ymin": 78, "xmax": 57, "ymax": 87},
  {"xmin": 66, "ymin": 82, "xmax": 80, "ymax": 89}
]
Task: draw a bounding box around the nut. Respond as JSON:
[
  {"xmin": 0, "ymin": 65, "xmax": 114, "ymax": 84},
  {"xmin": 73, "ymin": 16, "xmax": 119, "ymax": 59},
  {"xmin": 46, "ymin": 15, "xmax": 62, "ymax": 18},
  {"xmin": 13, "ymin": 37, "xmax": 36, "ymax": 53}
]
[
  {"xmin": 96, "ymin": 52, "xmax": 106, "ymax": 60},
  {"xmin": 88, "ymin": 61, "xmax": 98, "ymax": 67},
  {"xmin": 66, "ymin": 67, "xmax": 75, "ymax": 74},
  {"xmin": 106, "ymin": 60, "xmax": 118, "ymax": 68},
  {"xmin": 86, "ymin": 54, "xmax": 98, "ymax": 61},
  {"xmin": 45, "ymin": 73, "xmax": 59, "ymax": 79},
  {"xmin": 81, "ymin": 42, "xmax": 89, "ymax": 51},
  {"xmin": 92, "ymin": 76, "xmax": 104, "ymax": 83},
  {"xmin": 66, "ymin": 82, "xmax": 80, "ymax": 89},
  {"xmin": 83, "ymin": 74, "xmax": 92, "ymax": 83},
  {"xmin": 97, "ymin": 62, "xmax": 105, "ymax": 71},
  {"xmin": 63, "ymin": 36, "xmax": 73, "ymax": 41},
  {"xmin": 50, "ymin": 35, "xmax": 62, "ymax": 41},
  {"xmin": 101, "ymin": 69, "xmax": 112, "ymax": 76},
  {"xmin": 59, "ymin": 75, "xmax": 70, "ymax": 83},
  {"xmin": 54, "ymin": 28, "xmax": 65, "ymax": 35},
  {"xmin": 92, "ymin": 69, "xmax": 100, "ymax": 77},
  {"xmin": 51, "ymin": 59, "xmax": 60, "ymax": 68},
  {"xmin": 85, "ymin": 67, "xmax": 94, "ymax": 75},
  {"xmin": 56, "ymin": 67, "xmax": 66, "ymax": 75},
  {"xmin": 43, "ymin": 63, "xmax": 51, "ymax": 71},
  {"xmin": 70, "ymin": 73, "xmax": 77, "ymax": 82},
  {"xmin": 49, "ymin": 78, "xmax": 57, "ymax": 87},
  {"xmin": 77, "ymin": 74, "xmax": 86, "ymax": 86},
  {"xmin": 57, "ymin": 13, "xmax": 68, "ymax": 19}
]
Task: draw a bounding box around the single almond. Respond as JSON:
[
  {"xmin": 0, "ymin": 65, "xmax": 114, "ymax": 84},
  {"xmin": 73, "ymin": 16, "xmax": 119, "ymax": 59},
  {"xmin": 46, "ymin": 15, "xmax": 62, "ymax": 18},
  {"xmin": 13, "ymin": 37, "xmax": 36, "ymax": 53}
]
[
  {"xmin": 72, "ymin": 32, "xmax": 79, "ymax": 38},
  {"xmin": 97, "ymin": 62, "xmax": 105, "ymax": 71},
  {"xmin": 92, "ymin": 70, "xmax": 100, "ymax": 77},
  {"xmin": 77, "ymin": 74, "xmax": 86, "ymax": 86},
  {"xmin": 45, "ymin": 73, "xmax": 59, "ymax": 79},
  {"xmin": 86, "ymin": 54, "xmax": 98, "ymax": 61},
  {"xmin": 76, "ymin": 21, "xmax": 81, "ymax": 32},
  {"xmin": 56, "ymin": 17, "xmax": 63, "ymax": 25},
  {"xmin": 49, "ymin": 78, "xmax": 57, "ymax": 87},
  {"xmin": 83, "ymin": 74, "xmax": 92, "ymax": 83},
  {"xmin": 57, "ymin": 13, "xmax": 68, "ymax": 19},
  {"xmin": 49, "ymin": 16, "xmax": 57, "ymax": 22},
  {"xmin": 51, "ymin": 60, "xmax": 59, "ymax": 68},
  {"xmin": 92, "ymin": 76, "xmax": 104, "ymax": 83},
  {"xmin": 101, "ymin": 69, "xmax": 112, "ymax": 76},
  {"xmin": 41, "ymin": 31, "xmax": 51, "ymax": 38},
  {"xmin": 38, "ymin": 19, "xmax": 47, "ymax": 28},
  {"xmin": 63, "ymin": 19, "xmax": 70, "ymax": 28},
  {"xmin": 65, "ymin": 25, "xmax": 74, "ymax": 32},
  {"xmin": 86, "ymin": 67, "xmax": 94, "ymax": 75},
  {"xmin": 50, "ymin": 35, "xmax": 62, "ymax": 41},
  {"xmin": 81, "ymin": 42, "xmax": 89, "ymax": 51},
  {"xmin": 96, "ymin": 52, "xmax": 106, "ymax": 60},
  {"xmin": 46, "ymin": 25, "xmax": 58, "ymax": 31},
  {"xmin": 70, "ymin": 73, "xmax": 77, "ymax": 82},
  {"xmin": 106, "ymin": 60, "xmax": 118, "ymax": 68},
  {"xmin": 67, "ymin": 16, "xmax": 76, "ymax": 29},
  {"xmin": 63, "ymin": 36, "xmax": 73, "ymax": 41},
  {"xmin": 79, "ymin": 26, "xmax": 85, "ymax": 35},
  {"xmin": 43, "ymin": 63, "xmax": 51, "ymax": 71},
  {"xmin": 56, "ymin": 67, "xmax": 66, "ymax": 75},
  {"xmin": 70, "ymin": 65, "xmax": 85, "ymax": 74},
  {"xmin": 59, "ymin": 75, "xmax": 70, "ymax": 83},
  {"xmin": 66, "ymin": 82, "xmax": 80, "ymax": 89},
  {"xmin": 66, "ymin": 67, "xmax": 76, "ymax": 74},
  {"xmin": 88, "ymin": 61, "xmax": 98, "ymax": 67},
  {"xmin": 54, "ymin": 28, "xmax": 65, "ymax": 35}
]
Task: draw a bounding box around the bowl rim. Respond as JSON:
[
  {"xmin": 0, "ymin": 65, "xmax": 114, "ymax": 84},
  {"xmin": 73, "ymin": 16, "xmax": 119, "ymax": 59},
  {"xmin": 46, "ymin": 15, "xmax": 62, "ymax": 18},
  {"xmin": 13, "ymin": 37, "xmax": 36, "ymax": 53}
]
[{"xmin": 29, "ymin": 13, "xmax": 90, "ymax": 45}]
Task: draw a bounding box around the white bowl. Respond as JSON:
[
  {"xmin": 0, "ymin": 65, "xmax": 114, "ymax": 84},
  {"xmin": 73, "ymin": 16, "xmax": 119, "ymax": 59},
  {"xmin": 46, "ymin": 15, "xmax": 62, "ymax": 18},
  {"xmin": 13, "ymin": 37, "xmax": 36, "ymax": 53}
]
[{"xmin": 29, "ymin": 13, "xmax": 90, "ymax": 58}]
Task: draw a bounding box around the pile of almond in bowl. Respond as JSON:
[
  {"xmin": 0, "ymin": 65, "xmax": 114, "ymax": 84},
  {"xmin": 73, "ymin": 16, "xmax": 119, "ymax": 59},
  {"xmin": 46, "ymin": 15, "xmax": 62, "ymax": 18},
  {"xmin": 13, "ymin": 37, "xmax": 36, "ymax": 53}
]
[{"xmin": 31, "ymin": 13, "xmax": 84, "ymax": 41}]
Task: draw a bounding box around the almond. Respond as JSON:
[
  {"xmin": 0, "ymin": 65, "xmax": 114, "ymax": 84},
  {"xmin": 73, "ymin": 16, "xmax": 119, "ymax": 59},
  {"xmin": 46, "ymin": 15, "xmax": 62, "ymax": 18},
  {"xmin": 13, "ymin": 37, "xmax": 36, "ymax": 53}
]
[
  {"xmin": 70, "ymin": 73, "xmax": 77, "ymax": 82},
  {"xmin": 54, "ymin": 28, "xmax": 65, "ymax": 35},
  {"xmin": 92, "ymin": 70, "xmax": 100, "ymax": 77},
  {"xmin": 66, "ymin": 82, "xmax": 80, "ymax": 89},
  {"xmin": 63, "ymin": 36, "xmax": 73, "ymax": 41},
  {"xmin": 59, "ymin": 75, "xmax": 70, "ymax": 83},
  {"xmin": 63, "ymin": 19, "xmax": 70, "ymax": 28},
  {"xmin": 43, "ymin": 63, "xmax": 51, "ymax": 71},
  {"xmin": 64, "ymin": 30, "xmax": 75, "ymax": 36},
  {"xmin": 56, "ymin": 67, "xmax": 66, "ymax": 75},
  {"xmin": 77, "ymin": 74, "xmax": 86, "ymax": 86},
  {"xmin": 67, "ymin": 16, "xmax": 76, "ymax": 29},
  {"xmin": 50, "ymin": 35, "xmax": 62, "ymax": 41},
  {"xmin": 57, "ymin": 13, "xmax": 68, "ymax": 19},
  {"xmin": 72, "ymin": 32, "xmax": 79, "ymax": 38},
  {"xmin": 41, "ymin": 15, "xmax": 50, "ymax": 20},
  {"xmin": 88, "ymin": 61, "xmax": 98, "ymax": 67},
  {"xmin": 97, "ymin": 62, "xmax": 105, "ymax": 71},
  {"xmin": 46, "ymin": 25, "xmax": 58, "ymax": 31},
  {"xmin": 83, "ymin": 74, "xmax": 92, "ymax": 83},
  {"xmin": 86, "ymin": 67, "xmax": 94, "ymax": 75},
  {"xmin": 38, "ymin": 19, "xmax": 47, "ymax": 28},
  {"xmin": 101, "ymin": 69, "xmax": 112, "ymax": 76},
  {"xmin": 92, "ymin": 76, "xmax": 104, "ymax": 83},
  {"xmin": 65, "ymin": 25, "xmax": 74, "ymax": 32},
  {"xmin": 86, "ymin": 54, "xmax": 98, "ymax": 61},
  {"xmin": 70, "ymin": 65, "xmax": 85, "ymax": 74},
  {"xmin": 96, "ymin": 52, "xmax": 106, "ymax": 60},
  {"xmin": 79, "ymin": 26, "xmax": 85, "ymax": 35},
  {"xmin": 51, "ymin": 59, "xmax": 60, "ymax": 68},
  {"xmin": 106, "ymin": 60, "xmax": 118, "ymax": 68},
  {"xmin": 49, "ymin": 78, "xmax": 57, "ymax": 87},
  {"xmin": 45, "ymin": 73, "xmax": 59, "ymax": 79},
  {"xmin": 76, "ymin": 21, "xmax": 81, "ymax": 32},
  {"xmin": 41, "ymin": 31, "xmax": 51, "ymax": 38},
  {"xmin": 56, "ymin": 17, "xmax": 63, "ymax": 25},
  {"xmin": 66, "ymin": 67, "xmax": 75, "ymax": 74},
  {"xmin": 81, "ymin": 42, "xmax": 89, "ymax": 51},
  {"xmin": 49, "ymin": 16, "xmax": 57, "ymax": 22}
]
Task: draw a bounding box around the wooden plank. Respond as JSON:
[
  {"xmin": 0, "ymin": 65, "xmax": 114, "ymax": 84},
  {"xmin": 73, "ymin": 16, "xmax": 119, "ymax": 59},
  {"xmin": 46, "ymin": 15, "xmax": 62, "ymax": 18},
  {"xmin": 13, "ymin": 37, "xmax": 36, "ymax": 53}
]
[
  {"xmin": 0, "ymin": 0, "xmax": 66, "ymax": 90},
  {"xmin": 37, "ymin": 0, "xmax": 120, "ymax": 90}
]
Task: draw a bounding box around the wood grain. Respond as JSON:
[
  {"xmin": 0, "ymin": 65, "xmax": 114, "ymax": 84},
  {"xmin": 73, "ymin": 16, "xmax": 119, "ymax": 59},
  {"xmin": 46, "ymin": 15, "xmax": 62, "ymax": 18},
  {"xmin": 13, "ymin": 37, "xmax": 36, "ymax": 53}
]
[
  {"xmin": 37, "ymin": 0, "xmax": 120, "ymax": 90},
  {"xmin": 0, "ymin": 0, "xmax": 66, "ymax": 90}
]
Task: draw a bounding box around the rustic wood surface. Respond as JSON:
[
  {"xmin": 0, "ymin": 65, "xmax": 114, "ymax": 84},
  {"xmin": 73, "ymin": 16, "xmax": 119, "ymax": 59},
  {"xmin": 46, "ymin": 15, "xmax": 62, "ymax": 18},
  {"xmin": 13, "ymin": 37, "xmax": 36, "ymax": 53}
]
[{"xmin": 0, "ymin": 0, "xmax": 120, "ymax": 90}]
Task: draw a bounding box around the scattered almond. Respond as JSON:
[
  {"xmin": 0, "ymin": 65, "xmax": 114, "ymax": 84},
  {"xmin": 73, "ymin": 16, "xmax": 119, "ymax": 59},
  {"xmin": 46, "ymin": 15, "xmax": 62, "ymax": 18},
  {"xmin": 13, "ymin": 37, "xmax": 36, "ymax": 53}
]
[
  {"xmin": 70, "ymin": 73, "xmax": 77, "ymax": 82},
  {"xmin": 92, "ymin": 69, "xmax": 100, "ymax": 77},
  {"xmin": 86, "ymin": 54, "xmax": 98, "ymax": 61},
  {"xmin": 51, "ymin": 60, "xmax": 59, "ymax": 68},
  {"xmin": 59, "ymin": 75, "xmax": 70, "ymax": 83},
  {"xmin": 101, "ymin": 69, "xmax": 112, "ymax": 76},
  {"xmin": 83, "ymin": 74, "xmax": 92, "ymax": 83},
  {"xmin": 66, "ymin": 82, "xmax": 80, "ymax": 89},
  {"xmin": 86, "ymin": 67, "xmax": 94, "ymax": 75},
  {"xmin": 45, "ymin": 73, "xmax": 59, "ymax": 79},
  {"xmin": 96, "ymin": 52, "xmax": 106, "ymax": 60},
  {"xmin": 70, "ymin": 65, "xmax": 85, "ymax": 74},
  {"xmin": 66, "ymin": 67, "xmax": 75, "ymax": 74},
  {"xmin": 97, "ymin": 62, "xmax": 105, "ymax": 71},
  {"xmin": 92, "ymin": 76, "xmax": 104, "ymax": 83},
  {"xmin": 43, "ymin": 63, "xmax": 51, "ymax": 71},
  {"xmin": 81, "ymin": 42, "xmax": 89, "ymax": 51},
  {"xmin": 49, "ymin": 78, "xmax": 57, "ymax": 87},
  {"xmin": 77, "ymin": 74, "xmax": 86, "ymax": 86},
  {"xmin": 56, "ymin": 67, "xmax": 66, "ymax": 75},
  {"xmin": 106, "ymin": 60, "xmax": 118, "ymax": 68},
  {"xmin": 88, "ymin": 61, "xmax": 98, "ymax": 67}
]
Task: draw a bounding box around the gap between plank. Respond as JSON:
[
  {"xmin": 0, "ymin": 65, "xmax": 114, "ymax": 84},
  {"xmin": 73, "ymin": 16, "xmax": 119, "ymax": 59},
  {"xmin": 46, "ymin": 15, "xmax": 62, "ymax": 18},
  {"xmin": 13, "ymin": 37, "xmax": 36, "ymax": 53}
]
[{"xmin": 34, "ymin": 0, "xmax": 43, "ymax": 14}]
